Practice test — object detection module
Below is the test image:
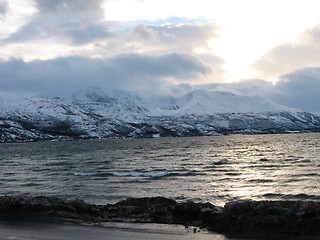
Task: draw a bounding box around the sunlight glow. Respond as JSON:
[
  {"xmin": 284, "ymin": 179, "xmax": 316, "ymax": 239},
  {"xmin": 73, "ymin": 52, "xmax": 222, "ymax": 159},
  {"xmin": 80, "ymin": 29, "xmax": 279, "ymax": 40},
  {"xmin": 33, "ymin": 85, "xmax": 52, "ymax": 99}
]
[
  {"xmin": 104, "ymin": 0, "xmax": 320, "ymax": 82},
  {"xmin": 2, "ymin": 0, "xmax": 320, "ymax": 82}
]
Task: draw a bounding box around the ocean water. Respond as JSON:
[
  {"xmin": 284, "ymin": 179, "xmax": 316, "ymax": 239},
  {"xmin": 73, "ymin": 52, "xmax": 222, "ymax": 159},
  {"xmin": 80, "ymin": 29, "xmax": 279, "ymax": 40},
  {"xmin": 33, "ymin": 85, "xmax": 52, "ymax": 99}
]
[{"xmin": 1, "ymin": 133, "xmax": 319, "ymax": 206}]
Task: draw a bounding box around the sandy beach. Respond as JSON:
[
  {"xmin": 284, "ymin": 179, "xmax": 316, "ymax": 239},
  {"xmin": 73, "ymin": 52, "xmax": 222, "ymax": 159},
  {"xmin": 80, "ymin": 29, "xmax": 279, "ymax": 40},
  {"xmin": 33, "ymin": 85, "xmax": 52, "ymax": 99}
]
[
  {"xmin": 2, "ymin": 221, "xmax": 320, "ymax": 240},
  {"xmin": 0, "ymin": 221, "xmax": 227, "ymax": 240}
]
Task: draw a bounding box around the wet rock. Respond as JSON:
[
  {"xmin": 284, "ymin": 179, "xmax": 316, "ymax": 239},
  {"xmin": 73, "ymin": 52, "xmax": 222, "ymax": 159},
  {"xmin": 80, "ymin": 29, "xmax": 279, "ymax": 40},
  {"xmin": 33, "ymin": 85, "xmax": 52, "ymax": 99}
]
[
  {"xmin": 174, "ymin": 200, "xmax": 223, "ymax": 227},
  {"xmin": 101, "ymin": 197, "xmax": 223, "ymax": 226},
  {"xmin": 0, "ymin": 196, "xmax": 104, "ymax": 223},
  {"xmin": 103, "ymin": 197, "xmax": 178, "ymax": 223},
  {"xmin": 206, "ymin": 200, "xmax": 320, "ymax": 236},
  {"xmin": 0, "ymin": 196, "xmax": 319, "ymax": 237}
]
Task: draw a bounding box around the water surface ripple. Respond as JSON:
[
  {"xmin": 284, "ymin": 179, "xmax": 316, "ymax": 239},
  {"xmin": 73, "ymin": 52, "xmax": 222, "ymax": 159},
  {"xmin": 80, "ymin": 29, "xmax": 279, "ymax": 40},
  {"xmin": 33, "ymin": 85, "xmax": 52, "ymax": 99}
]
[{"xmin": 1, "ymin": 133, "xmax": 319, "ymax": 206}]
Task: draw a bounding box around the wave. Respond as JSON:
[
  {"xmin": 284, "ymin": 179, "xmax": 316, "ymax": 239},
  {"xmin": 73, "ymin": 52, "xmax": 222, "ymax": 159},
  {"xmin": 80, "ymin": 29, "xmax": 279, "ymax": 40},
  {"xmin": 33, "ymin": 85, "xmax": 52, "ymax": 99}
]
[
  {"xmin": 259, "ymin": 158, "xmax": 271, "ymax": 162},
  {"xmin": 262, "ymin": 193, "xmax": 320, "ymax": 200},
  {"xmin": 72, "ymin": 171, "xmax": 195, "ymax": 178},
  {"xmin": 291, "ymin": 173, "xmax": 319, "ymax": 177},
  {"xmin": 248, "ymin": 179, "xmax": 274, "ymax": 183},
  {"xmin": 112, "ymin": 171, "xmax": 191, "ymax": 178},
  {"xmin": 73, "ymin": 172, "xmax": 98, "ymax": 176}
]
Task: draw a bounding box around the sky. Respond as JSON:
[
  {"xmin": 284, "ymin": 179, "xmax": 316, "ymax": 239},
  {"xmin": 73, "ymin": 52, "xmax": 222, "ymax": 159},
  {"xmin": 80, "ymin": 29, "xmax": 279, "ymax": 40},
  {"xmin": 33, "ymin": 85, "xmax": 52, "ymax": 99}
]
[{"xmin": 1, "ymin": 0, "xmax": 320, "ymax": 112}]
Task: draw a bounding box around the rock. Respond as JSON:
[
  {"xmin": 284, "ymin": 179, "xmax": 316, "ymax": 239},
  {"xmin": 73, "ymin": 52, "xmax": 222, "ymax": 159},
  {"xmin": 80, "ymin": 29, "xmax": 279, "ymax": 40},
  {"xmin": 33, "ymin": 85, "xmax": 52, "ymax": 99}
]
[
  {"xmin": 103, "ymin": 197, "xmax": 178, "ymax": 223},
  {"xmin": 0, "ymin": 196, "xmax": 319, "ymax": 237},
  {"xmin": 206, "ymin": 200, "xmax": 320, "ymax": 236},
  {"xmin": 0, "ymin": 196, "xmax": 104, "ymax": 223}
]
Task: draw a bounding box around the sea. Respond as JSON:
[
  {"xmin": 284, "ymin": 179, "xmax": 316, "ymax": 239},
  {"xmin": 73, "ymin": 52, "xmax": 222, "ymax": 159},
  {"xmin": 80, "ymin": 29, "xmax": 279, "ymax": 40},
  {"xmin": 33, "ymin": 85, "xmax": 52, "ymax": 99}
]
[{"xmin": 1, "ymin": 133, "xmax": 320, "ymax": 206}]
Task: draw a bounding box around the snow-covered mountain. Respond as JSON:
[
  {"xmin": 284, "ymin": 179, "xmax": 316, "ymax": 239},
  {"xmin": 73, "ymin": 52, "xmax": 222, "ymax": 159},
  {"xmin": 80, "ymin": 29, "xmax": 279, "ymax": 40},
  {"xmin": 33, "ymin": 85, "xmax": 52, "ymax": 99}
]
[
  {"xmin": 148, "ymin": 89, "xmax": 295, "ymax": 115},
  {"xmin": 1, "ymin": 88, "xmax": 319, "ymax": 142},
  {"xmin": 71, "ymin": 87, "xmax": 148, "ymax": 122}
]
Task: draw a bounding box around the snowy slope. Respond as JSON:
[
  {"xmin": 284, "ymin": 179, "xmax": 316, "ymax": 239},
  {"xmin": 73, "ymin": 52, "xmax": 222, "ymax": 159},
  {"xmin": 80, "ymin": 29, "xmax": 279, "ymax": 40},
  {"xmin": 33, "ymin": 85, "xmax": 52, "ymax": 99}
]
[
  {"xmin": 72, "ymin": 87, "xmax": 148, "ymax": 122},
  {"xmin": 0, "ymin": 88, "xmax": 319, "ymax": 142},
  {"xmin": 148, "ymin": 89, "xmax": 297, "ymax": 115},
  {"xmin": 0, "ymin": 92, "xmax": 119, "ymax": 140}
]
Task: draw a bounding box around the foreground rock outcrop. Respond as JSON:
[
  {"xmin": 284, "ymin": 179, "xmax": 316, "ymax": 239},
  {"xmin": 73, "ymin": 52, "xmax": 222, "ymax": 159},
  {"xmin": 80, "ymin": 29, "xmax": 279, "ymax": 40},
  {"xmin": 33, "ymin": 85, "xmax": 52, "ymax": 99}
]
[
  {"xmin": 0, "ymin": 196, "xmax": 319, "ymax": 237},
  {"xmin": 205, "ymin": 200, "xmax": 320, "ymax": 236}
]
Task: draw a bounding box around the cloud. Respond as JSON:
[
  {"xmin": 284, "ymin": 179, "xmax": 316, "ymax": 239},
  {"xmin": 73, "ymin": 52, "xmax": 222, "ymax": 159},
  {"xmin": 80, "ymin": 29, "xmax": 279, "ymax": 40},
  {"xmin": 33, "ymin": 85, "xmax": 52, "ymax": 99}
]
[
  {"xmin": 2, "ymin": 5, "xmax": 223, "ymax": 78},
  {"xmin": 91, "ymin": 21, "xmax": 224, "ymax": 82},
  {"xmin": 4, "ymin": 0, "xmax": 112, "ymax": 44},
  {"xmin": 270, "ymin": 67, "xmax": 320, "ymax": 112},
  {"xmin": 35, "ymin": 0, "xmax": 105, "ymax": 20},
  {"xmin": 0, "ymin": 0, "xmax": 9, "ymax": 21},
  {"xmin": 224, "ymin": 68, "xmax": 320, "ymax": 112},
  {"xmin": 1, "ymin": 54, "xmax": 319, "ymax": 112},
  {"xmin": 180, "ymin": 64, "xmax": 320, "ymax": 112},
  {"xmin": 92, "ymin": 21, "xmax": 218, "ymax": 55},
  {"xmin": 253, "ymin": 25, "xmax": 320, "ymax": 78},
  {"xmin": 0, "ymin": 53, "xmax": 212, "ymax": 97},
  {"xmin": 0, "ymin": 1, "xmax": 224, "ymax": 94},
  {"xmin": 212, "ymin": 79, "xmax": 276, "ymax": 97}
]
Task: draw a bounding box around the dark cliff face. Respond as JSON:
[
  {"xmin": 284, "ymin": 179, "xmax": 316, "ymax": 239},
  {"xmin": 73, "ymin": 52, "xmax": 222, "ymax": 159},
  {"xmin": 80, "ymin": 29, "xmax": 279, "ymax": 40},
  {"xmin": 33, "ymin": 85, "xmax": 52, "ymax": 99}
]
[{"xmin": 1, "ymin": 196, "xmax": 319, "ymax": 237}]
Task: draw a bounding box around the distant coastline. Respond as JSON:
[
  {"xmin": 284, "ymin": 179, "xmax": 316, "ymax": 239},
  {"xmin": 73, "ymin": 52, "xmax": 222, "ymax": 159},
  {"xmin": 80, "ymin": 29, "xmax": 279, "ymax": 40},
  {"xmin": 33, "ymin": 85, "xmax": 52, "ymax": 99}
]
[{"xmin": 1, "ymin": 125, "xmax": 320, "ymax": 144}]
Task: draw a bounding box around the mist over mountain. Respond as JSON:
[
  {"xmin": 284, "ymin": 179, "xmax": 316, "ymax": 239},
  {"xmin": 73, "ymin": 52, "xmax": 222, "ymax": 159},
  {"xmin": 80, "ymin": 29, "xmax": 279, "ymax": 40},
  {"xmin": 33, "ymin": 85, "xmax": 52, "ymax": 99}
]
[{"xmin": 1, "ymin": 87, "xmax": 319, "ymax": 143}]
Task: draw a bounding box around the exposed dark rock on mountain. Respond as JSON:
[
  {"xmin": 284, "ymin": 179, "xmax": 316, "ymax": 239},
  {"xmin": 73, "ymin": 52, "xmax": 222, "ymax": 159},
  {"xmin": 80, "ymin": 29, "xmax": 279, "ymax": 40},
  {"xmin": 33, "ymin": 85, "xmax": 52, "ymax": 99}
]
[{"xmin": 1, "ymin": 196, "xmax": 319, "ymax": 237}]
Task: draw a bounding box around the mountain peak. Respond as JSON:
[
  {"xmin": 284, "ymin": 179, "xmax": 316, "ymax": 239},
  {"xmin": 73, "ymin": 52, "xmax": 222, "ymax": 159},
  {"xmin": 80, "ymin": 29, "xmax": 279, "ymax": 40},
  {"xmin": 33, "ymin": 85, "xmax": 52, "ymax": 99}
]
[
  {"xmin": 148, "ymin": 89, "xmax": 297, "ymax": 115},
  {"xmin": 72, "ymin": 87, "xmax": 115, "ymax": 103}
]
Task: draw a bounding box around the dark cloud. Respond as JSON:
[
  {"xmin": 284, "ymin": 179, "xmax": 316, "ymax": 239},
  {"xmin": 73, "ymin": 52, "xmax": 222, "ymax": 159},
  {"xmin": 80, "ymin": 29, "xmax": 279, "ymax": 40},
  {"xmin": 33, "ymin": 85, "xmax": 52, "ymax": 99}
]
[
  {"xmin": 253, "ymin": 25, "xmax": 320, "ymax": 77},
  {"xmin": 184, "ymin": 67, "xmax": 320, "ymax": 112},
  {"xmin": 4, "ymin": 0, "xmax": 111, "ymax": 44},
  {"xmin": 34, "ymin": 0, "xmax": 105, "ymax": 20},
  {"xmin": 271, "ymin": 68, "xmax": 320, "ymax": 112},
  {"xmin": 1, "ymin": 55, "xmax": 319, "ymax": 112},
  {"xmin": 111, "ymin": 52, "xmax": 211, "ymax": 79},
  {"xmin": 0, "ymin": 53, "xmax": 211, "ymax": 96},
  {"xmin": 251, "ymin": 23, "xmax": 320, "ymax": 111},
  {"xmin": 0, "ymin": 0, "xmax": 9, "ymax": 20}
]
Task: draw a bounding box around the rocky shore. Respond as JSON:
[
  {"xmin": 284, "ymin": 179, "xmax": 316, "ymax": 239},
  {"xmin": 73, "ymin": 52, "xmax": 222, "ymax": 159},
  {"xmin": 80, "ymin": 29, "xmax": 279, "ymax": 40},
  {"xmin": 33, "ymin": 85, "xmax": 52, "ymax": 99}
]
[{"xmin": 0, "ymin": 196, "xmax": 319, "ymax": 237}]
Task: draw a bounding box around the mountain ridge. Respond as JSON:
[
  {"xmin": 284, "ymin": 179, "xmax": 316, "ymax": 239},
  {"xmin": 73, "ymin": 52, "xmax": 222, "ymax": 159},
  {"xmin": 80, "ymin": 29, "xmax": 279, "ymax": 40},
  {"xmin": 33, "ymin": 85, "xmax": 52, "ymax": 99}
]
[{"xmin": 0, "ymin": 88, "xmax": 319, "ymax": 142}]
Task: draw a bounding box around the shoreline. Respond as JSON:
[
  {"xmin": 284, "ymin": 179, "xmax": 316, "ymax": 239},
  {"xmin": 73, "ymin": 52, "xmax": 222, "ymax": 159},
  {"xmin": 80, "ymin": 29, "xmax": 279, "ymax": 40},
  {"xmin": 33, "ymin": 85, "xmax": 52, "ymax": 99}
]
[
  {"xmin": 0, "ymin": 221, "xmax": 220, "ymax": 240},
  {"xmin": 1, "ymin": 220, "xmax": 319, "ymax": 240},
  {"xmin": 1, "ymin": 131, "xmax": 320, "ymax": 144},
  {"xmin": 0, "ymin": 195, "xmax": 319, "ymax": 237}
]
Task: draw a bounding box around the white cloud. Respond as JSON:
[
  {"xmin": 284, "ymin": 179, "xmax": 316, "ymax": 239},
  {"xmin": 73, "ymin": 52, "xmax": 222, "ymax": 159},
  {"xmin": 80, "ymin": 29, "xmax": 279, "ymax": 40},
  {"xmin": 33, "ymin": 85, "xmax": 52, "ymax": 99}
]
[
  {"xmin": 90, "ymin": 21, "xmax": 218, "ymax": 56},
  {"xmin": 252, "ymin": 25, "xmax": 320, "ymax": 79},
  {"xmin": 0, "ymin": 0, "xmax": 223, "ymax": 94},
  {"xmin": 0, "ymin": 0, "xmax": 222, "ymax": 81},
  {"xmin": 90, "ymin": 21, "xmax": 224, "ymax": 82}
]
